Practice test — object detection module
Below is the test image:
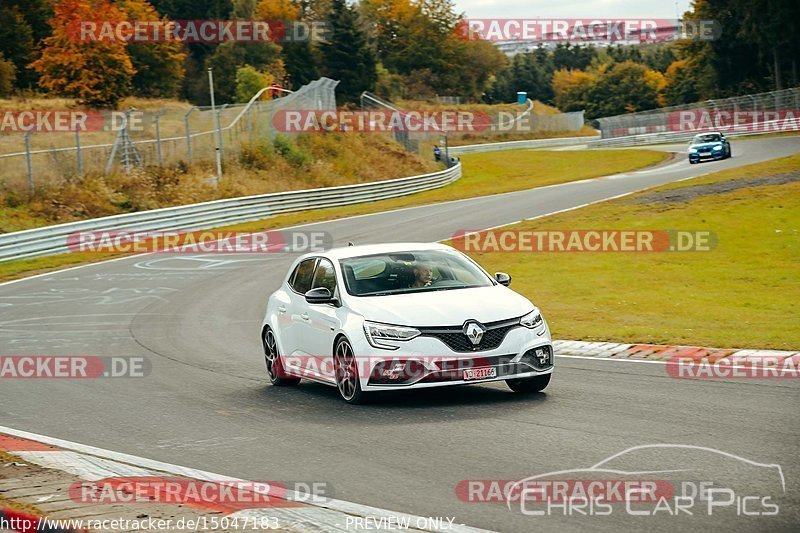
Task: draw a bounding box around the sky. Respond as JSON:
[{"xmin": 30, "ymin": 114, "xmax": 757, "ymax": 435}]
[{"xmin": 453, "ymin": 0, "xmax": 695, "ymax": 20}]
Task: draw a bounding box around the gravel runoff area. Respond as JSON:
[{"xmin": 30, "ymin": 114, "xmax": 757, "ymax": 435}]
[{"xmin": 629, "ymin": 170, "xmax": 800, "ymax": 204}]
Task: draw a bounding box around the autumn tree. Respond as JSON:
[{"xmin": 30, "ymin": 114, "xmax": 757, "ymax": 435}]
[
  {"xmin": 0, "ymin": 54, "xmax": 16, "ymax": 96},
  {"xmin": 255, "ymin": 0, "xmax": 320, "ymax": 89},
  {"xmin": 234, "ymin": 64, "xmax": 275, "ymax": 102},
  {"xmin": 31, "ymin": 0, "xmax": 135, "ymax": 107},
  {"xmin": 586, "ymin": 61, "xmax": 665, "ymax": 117},
  {"xmin": 551, "ymin": 68, "xmax": 595, "ymax": 112},
  {"xmin": 663, "ymin": 59, "xmax": 699, "ymax": 105}
]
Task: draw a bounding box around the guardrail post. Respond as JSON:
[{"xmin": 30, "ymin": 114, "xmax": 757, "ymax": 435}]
[{"xmin": 25, "ymin": 131, "xmax": 34, "ymax": 195}]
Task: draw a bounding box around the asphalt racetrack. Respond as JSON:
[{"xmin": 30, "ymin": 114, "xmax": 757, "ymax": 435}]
[{"xmin": 1, "ymin": 136, "xmax": 799, "ymax": 532}]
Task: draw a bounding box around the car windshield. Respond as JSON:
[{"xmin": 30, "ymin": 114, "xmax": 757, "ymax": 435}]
[
  {"xmin": 693, "ymin": 133, "xmax": 722, "ymax": 143},
  {"xmin": 339, "ymin": 250, "xmax": 494, "ymax": 296}
]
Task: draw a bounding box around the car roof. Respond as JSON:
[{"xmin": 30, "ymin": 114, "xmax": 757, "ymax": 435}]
[{"xmin": 300, "ymin": 242, "xmax": 454, "ymax": 262}]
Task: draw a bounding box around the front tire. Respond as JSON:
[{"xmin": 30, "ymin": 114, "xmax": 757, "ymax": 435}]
[
  {"xmin": 334, "ymin": 337, "xmax": 370, "ymax": 404},
  {"xmin": 263, "ymin": 327, "xmax": 300, "ymax": 386},
  {"xmin": 506, "ymin": 373, "xmax": 551, "ymax": 393}
]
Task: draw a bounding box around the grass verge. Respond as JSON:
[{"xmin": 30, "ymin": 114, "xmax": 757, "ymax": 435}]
[
  {"xmin": 0, "ymin": 149, "xmax": 666, "ymax": 283},
  {"xmin": 457, "ymin": 153, "xmax": 800, "ymax": 350}
]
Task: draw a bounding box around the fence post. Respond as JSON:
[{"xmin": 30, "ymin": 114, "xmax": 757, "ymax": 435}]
[
  {"xmin": 25, "ymin": 131, "xmax": 34, "ymax": 195},
  {"xmin": 154, "ymin": 110, "xmax": 164, "ymax": 167},
  {"xmin": 75, "ymin": 129, "xmax": 83, "ymax": 176},
  {"xmin": 184, "ymin": 106, "xmax": 196, "ymax": 164},
  {"xmin": 218, "ymin": 104, "xmax": 228, "ymax": 159},
  {"xmin": 208, "ymin": 67, "xmax": 223, "ymax": 178}
]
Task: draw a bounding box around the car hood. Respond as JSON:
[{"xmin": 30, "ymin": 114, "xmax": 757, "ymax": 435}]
[
  {"xmin": 345, "ymin": 285, "xmax": 535, "ymax": 326},
  {"xmin": 690, "ymin": 142, "xmax": 723, "ymax": 150}
]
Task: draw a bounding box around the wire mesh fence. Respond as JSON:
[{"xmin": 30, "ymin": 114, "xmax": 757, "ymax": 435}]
[
  {"xmin": 0, "ymin": 78, "xmax": 339, "ymax": 195},
  {"xmin": 359, "ymin": 91, "xmax": 585, "ymax": 164},
  {"xmin": 596, "ymin": 87, "xmax": 800, "ymax": 138}
]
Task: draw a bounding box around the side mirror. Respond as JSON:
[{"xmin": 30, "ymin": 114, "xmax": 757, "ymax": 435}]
[
  {"xmin": 305, "ymin": 287, "xmax": 337, "ymax": 305},
  {"xmin": 494, "ymin": 272, "xmax": 511, "ymax": 286}
]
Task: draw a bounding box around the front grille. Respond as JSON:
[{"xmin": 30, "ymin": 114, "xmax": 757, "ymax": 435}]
[{"xmin": 416, "ymin": 318, "xmax": 520, "ymax": 352}]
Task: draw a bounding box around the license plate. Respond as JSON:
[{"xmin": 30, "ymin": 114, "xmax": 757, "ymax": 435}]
[{"xmin": 463, "ymin": 367, "xmax": 497, "ymax": 381}]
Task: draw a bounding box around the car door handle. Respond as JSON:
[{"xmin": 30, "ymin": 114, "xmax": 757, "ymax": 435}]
[
  {"xmin": 277, "ymin": 305, "xmax": 286, "ymax": 313},
  {"xmin": 301, "ymin": 313, "xmax": 310, "ymax": 321}
]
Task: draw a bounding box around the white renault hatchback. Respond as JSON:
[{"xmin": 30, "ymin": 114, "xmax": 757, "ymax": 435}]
[{"xmin": 260, "ymin": 243, "xmax": 553, "ymax": 403}]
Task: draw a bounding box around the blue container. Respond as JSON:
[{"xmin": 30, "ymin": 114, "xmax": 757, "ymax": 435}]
[{"xmin": 516, "ymin": 91, "xmax": 527, "ymax": 104}]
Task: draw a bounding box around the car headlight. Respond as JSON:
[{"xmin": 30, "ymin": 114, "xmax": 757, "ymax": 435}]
[
  {"xmin": 713, "ymin": 145, "xmax": 722, "ymax": 151},
  {"xmin": 688, "ymin": 148, "xmax": 698, "ymax": 154},
  {"xmin": 363, "ymin": 321, "xmax": 421, "ymax": 350},
  {"xmin": 520, "ymin": 309, "xmax": 544, "ymax": 329}
]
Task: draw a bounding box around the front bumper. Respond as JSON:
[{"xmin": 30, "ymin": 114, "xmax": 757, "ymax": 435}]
[
  {"xmin": 689, "ymin": 151, "xmax": 724, "ymax": 162},
  {"xmin": 351, "ymin": 322, "xmax": 554, "ymax": 391}
]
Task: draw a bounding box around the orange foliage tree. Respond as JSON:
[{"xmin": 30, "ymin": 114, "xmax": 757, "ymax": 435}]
[{"xmin": 30, "ymin": 0, "xmax": 134, "ymax": 107}]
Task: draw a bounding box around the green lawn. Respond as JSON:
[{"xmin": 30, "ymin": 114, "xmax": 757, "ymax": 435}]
[
  {"xmin": 459, "ymin": 153, "xmax": 800, "ymax": 350},
  {"xmin": 0, "ymin": 149, "xmax": 666, "ymax": 283}
]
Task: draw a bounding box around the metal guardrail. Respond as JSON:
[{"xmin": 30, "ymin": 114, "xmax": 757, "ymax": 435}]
[
  {"xmin": 0, "ymin": 162, "xmax": 461, "ymax": 263},
  {"xmin": 586, "ymin": 120, "xmax": 797, "ymax": 148},
  {"xmin": 448, "ymin": 135, "xmax": 600, "ymax": 155}
]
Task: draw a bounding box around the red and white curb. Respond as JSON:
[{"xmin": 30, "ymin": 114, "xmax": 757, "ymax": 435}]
[
  {"xmin": 554, "ymin": 339, "xmax": 798, "ymax": 363},
  {"xmin": 0, "ymin": 427, "xmax": 490, "ymax": 533}
]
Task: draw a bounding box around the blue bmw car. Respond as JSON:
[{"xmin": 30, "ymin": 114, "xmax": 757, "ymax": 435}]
[{"xmin": 688, "ymin": 132, "xmax": 732, "ymax": 164}]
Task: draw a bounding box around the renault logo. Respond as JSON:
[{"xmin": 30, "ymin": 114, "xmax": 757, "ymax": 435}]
[{"xmin": 463, "ymin": 321, "xmax": 486, "ymax": 346}]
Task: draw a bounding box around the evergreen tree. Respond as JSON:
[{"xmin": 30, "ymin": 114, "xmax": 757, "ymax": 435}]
[
  {"xmin": 322, "ymin": 0, "xmax": 376, "ymax": 103},
  {"xmin": 0, "ymin": 5, "xmax": 36, "ymax": 89},
  {"xmin": 116, "ymin": 0, "xmax": 186, "ymax": 98}
]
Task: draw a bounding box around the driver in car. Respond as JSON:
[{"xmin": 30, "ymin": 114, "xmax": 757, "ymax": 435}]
[{"xmin": 410, "ymin": 263, "xmax": 433, "ymax": 288}]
